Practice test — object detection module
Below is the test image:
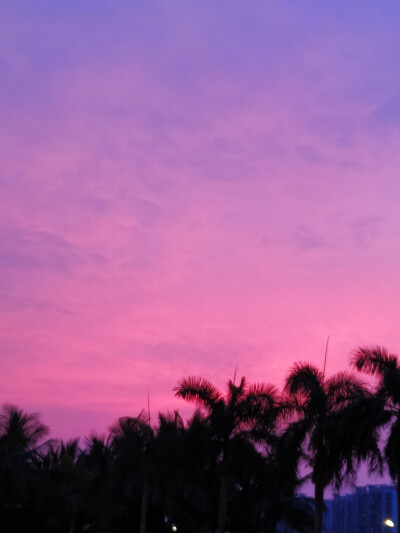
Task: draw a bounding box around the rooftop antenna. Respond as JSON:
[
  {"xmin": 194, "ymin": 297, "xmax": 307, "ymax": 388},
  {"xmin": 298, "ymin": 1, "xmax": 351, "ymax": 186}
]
[
  {"xmin": 233, "ymin": 365, "xmax": 237, "ymax": 385},
  {"xmin": 147, "ymin": 391, "xmax": 151, "ymax": 426},
  {"xmin": 323, "ymin": 335, "xmax": 330, "ymax": 380}
]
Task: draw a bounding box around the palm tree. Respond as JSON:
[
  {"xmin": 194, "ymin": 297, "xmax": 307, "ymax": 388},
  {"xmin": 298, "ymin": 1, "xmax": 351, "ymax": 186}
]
[
  {"xmin": 80, "ymin": 433, "xmax": 116, "ymax": 532},
  {"xmin": 228, "ymin": 416, "xmax": 313, "ymax": 533},
  {"xmin": 110, "ymin": 411, "xmax": 156, "ymax": 533},
  {"xmin": 174, "ymin": 375, "xmax": 280, "ymax": 533},
  {"xmin": 262, "ymin": 422, "xmax": 313, "ymax": 533},
  {"xmin": 0, "ymin": 404, "xmax": 49, "ymax": 529},
  {"xmin": 152, "ymin": 410, "xmax": 210, "ymax": 533},
  {"xmin": 284, "ymin": 363, "xmax": 379, "ymax": 533},
  {"xmin": 352, "ymin": 346, "xmax": 400, "ymax": 516},
  {"xmin": 0, "ymin": 404, "xmax": 49, "ymax": 459},
  {"xmin": 171, "ymin": 408, "xmax": 217, "ymax": 533},
  {"xmin": 35, "ymin": 439, "xmax": 89, "ymax": 533}
]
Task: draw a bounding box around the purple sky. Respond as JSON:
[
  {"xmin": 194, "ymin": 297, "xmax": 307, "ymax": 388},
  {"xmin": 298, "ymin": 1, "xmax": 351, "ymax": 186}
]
[{"xmin": 1, "ymin": 1, "xmax": 400, "ymax": 449}]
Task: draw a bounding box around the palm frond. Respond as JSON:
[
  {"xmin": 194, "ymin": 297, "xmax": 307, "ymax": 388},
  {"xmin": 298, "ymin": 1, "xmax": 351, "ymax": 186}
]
[
  {"xmin": 110, "ymin": 410, "xmax": 154, "ymax": 442},
  {"xmin": 285, "ymin": 363, "xmax": 324, "ymax": 395},
  {"xmin": 285, "ymin": 363, "xmax": 326, "ymax": 417},
  {"xmin": 280, "ymin": 392, "xmax": 309, "ymax": 421},
  {"xmin": 247, "ymin": 383, "xmax": 279, "ymax": 403},
  {"xmin": 158, "ymin": 410, "xmax": 184, "ymax": 431},
  {"xmin": 0, "ymin": 403, "xmax": 49, "ymax": 450},
  {"xmin": 325, "ymin": 371, "xmax": 367, "ymax": 409},
  {"xmin": 244, "ymin": 383, "xmax": 281, "ymax": 427},
  {"xmin": 174, "ymin": 376, "xmax": 223, "ymax": 411},
  {"xmin": 351, "ymin": 346, "xmax": 399, "ymax": 375}
]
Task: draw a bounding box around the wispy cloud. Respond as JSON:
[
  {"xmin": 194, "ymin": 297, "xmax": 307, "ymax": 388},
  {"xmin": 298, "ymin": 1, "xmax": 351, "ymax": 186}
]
[
  {"xmin": 293, "ymin": 225, "xmax": 334, "ymax": 251},
  {"xmin": 1, "ymin": 0, "xmax": 399, "ymax": 440}
]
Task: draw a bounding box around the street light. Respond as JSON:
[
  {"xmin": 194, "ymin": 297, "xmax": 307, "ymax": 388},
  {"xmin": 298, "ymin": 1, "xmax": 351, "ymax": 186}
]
[{"xmin": 384, "ymin": 519, "xmax": 395, "ymax": 528}]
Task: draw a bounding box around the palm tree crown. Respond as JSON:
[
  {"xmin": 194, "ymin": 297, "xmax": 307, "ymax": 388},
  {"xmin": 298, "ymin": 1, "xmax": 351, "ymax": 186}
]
[
  {"xmin": 284, "ymin": 363, "xmax": 377, "ymax": 533},
  {"xmin": 0, "ymin": 404, "xmax": 49, "ymax": 454},
  {"xmin": 175, "ymin": 375, "xmax": 280, "ymax": 533},
  {"xmin": 352, "ymin": 346, "xmax": 400, "ymax": 513}
]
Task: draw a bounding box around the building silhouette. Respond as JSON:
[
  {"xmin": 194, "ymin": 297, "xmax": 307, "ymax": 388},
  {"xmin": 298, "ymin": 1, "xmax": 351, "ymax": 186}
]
[{"xmin": 324, "ymin": 485, "xmax": 398, "ymax": 533}]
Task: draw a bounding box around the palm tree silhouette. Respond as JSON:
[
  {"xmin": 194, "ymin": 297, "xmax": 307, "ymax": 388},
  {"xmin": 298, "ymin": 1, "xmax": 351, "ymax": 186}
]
[
  {"xmin": 284, "ymin": 363, "xmax": 377, "ymax": 533},
  {"xmin": 110, "ymin": 411, "xmax": 155, "ymax": 533},
  {"xmin": 36, "ymin": 439, "xmax": 90, "ymax": 533},
  {"xmin": 261, "ymin": 423, "xmax": 314, "ymax": 533},
  {"xmin": 78, "ymin": 434, "xmax": 115, "ymax": 531},
  {"xmin": 0, "ymin": 403, "xmax": 49, "ymax": 454},
  {"xmin": 153, "ymin": 410, "xmax": 212, "ymax": 532},
  {"xmin": 0, "ymin": 404, "xmax": 49, "ymax": 529},
  {"xmin": 175, "ymin": 375, "xmax": 280, "ymax": 533},
  {"xmin": 352, "ymin": 346, "xmax": 400, "ymax": 516}
]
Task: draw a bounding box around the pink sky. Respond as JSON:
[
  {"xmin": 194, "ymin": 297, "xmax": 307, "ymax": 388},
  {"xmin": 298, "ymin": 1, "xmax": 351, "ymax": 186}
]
[{"xmin": 1, "ymin": 1, "xmax": 400, "ymax": 449}]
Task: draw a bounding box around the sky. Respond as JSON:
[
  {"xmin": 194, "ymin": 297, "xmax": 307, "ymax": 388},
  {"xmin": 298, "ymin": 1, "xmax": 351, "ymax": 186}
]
[{"xmin": 1, "ymin": 1, "xmax": 400, "ymax": 445}]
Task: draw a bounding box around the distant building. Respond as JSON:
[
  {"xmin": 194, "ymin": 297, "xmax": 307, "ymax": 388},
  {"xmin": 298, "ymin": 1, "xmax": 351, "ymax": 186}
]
[{"xmin": 324, "ymin": 485, "xmax": 398, "ymax": 533}]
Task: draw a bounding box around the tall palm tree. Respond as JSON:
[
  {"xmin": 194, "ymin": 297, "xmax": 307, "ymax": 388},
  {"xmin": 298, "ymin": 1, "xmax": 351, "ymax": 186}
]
[
  {"xmin": 284, "ymin": 363, "xmax": 379, "ymax": 533},
  {"xmin": 175, "ymin": 375, "xmax": 280, "ymax": 533},
  {"xmin": 173, "ymin": 409, "xmax": 216, "ymax": 533},
  {"xmin": 352, "ymin": 346, "xmax": 400, "ymax": 516},
  {"xmin": 153, "ymin": 410, "xmax": 185, "ymax": 529},
  {"xmin": 261, "ymin": 422, "xmax": 313, "ymax": 533},
  {"xmin": 153, "ymin": 410, "xmax": 212, "ymax": 533},
  {"xmin": 229, "ymin": 414, "xmax": 312, "ymax": 533},
  {"xmin": 110, "ymin": 411, "xmax": 155, "ymax": 533}
]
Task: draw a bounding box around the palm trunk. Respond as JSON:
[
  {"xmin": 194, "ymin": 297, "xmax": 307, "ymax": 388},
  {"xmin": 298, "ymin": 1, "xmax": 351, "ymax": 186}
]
[
  {"xmin": 218, "ymin": 472, "xmax": 228, "ymax": 533},
  {"xmin": 314, "ymin": 480, "xmax": 324, "ymax": 533},
  {"xmin": 69, "ymin": 517, "xmax": 75, "ymax": 533},
  {"xmin": 139, "ymin": 478, "xmax": 150, "ymax": 533}
]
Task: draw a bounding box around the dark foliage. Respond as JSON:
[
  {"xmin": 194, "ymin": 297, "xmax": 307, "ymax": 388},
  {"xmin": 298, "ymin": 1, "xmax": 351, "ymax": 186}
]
[{"xmin": 1, "ymin": 348, "xmax": 395, "ymax": 533}]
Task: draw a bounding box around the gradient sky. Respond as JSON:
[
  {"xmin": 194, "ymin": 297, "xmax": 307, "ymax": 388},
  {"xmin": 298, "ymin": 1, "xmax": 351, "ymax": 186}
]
[{"xmin": 1, "ymin": 1, "xmax": 400, "ymax": 443}]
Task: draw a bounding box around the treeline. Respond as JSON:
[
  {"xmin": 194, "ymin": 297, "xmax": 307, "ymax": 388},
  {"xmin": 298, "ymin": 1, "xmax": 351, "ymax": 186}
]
[{"xmin": 1, "ymin": 346, "xmax": 399, "ymax": 533}]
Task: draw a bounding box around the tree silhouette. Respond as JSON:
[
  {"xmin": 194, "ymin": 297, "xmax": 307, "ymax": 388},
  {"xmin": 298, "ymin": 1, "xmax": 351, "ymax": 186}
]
[
  {"xmin": 78, "ymin": 433, "xmax": 115, "ymax": 532},
  {"xmin": 175, "ymin": 375, "xmax": 280, "ymax": 533},
  {"xmin": 110, "ymin": 411, "xmax": 156, "ymax": 533},
  {"xmin": 152, "ymin": 410, "xmax": 212, "ymax": 532},
  {"xmin": 284, "ymin": 364, "xmax": 377, "ymax": 533},
  {"xmin": 261, "ymin": 423, "xmax": 313, "ymax": 533},
  {"xmin": 36, "ymin": 439, "xmax": 91, "ymax": 533},
  {"xmin": 0, "ymin": 404, "xmax": 49, "ymax": 531},
  {"xmin": 0, "ymin": 352, "xmax": 394, "ymax": 533},
  {"xmin": 352, "ymin": 346, "xmax": 400, "ymax": 517}
]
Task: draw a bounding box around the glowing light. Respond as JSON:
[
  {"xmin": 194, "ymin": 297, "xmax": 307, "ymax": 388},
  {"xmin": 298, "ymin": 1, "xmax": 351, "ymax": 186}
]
[
  {"xmin": 384, "ymin": 519, "xmax": 395, "ymax": 528},
  {"xmin": 172, "ymin": 526, "xmax": 177, "ymax": 532}
]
